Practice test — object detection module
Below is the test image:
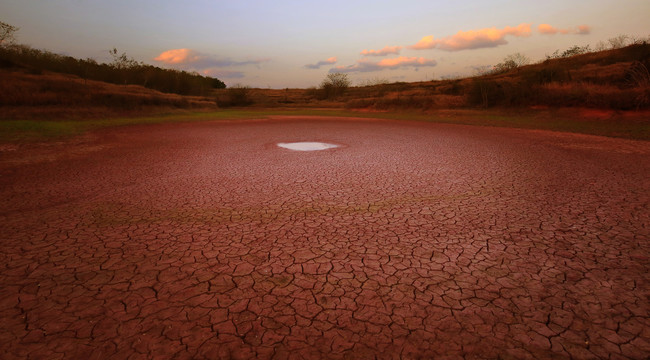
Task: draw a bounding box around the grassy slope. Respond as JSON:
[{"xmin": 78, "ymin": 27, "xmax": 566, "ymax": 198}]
[
  {"xmin": 0, "ymin": 69, "xmax": 217, "ymax": 118},
  {"xmin": 244, "ymin": 44, "xmax": 650, "ymax": 111}
]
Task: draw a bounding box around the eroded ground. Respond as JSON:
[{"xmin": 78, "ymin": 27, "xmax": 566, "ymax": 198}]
[{"xmin": 1, "ymin": 117, "xmax": 649, "ymax": 359}]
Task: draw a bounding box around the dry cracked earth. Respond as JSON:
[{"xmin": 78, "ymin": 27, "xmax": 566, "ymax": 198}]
[{"xmin": 1, "ymin": 116, "xmax": 649, "ymax": 359}]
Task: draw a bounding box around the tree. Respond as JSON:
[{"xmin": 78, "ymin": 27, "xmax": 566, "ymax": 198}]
[
  {"xmin": 108, "ymin": 48, "xmax": 142, "ymax": 85},
  {"xmin": 594, "ymin": 40, "xmax": 607, "ymax": 52},
  {"xmin": 492, "ymin": 53, "xmax": 530, "ymax": 73},
  {"xmin": 109, "ymin": 48, "xmax": 140, "ymax": 69},
  {"xmin": 0, "ymin": 21, "xmax": 19, "ymax": 47},
  {"xmin": 211, "ymin": 78, "xmax": 226, "ymax": 89},
  {"xmin": 221, "ymin": 84, "xmax": 252, "ymax": 106},
  {"xmin": 560, "ymin": 44, "xmax": 591, "ymax": 58},
  {"xmin": 608, "ymin": 35, "xmax": 630, "ymax": 49},
  {"xmin": 320, "ymin": 72, "xmax": 350, "ymax": 98}
]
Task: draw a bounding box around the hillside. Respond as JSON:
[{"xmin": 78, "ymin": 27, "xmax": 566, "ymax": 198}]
[
  {"xmin": 218, "ymin": 44, "xmax": 650, "ymax": 111},
  {"xmin": 1, "ymin": 43, "xmax": 649, "ymax": 121},
  {"xmin": 0, "ymin": 69, "xmax": 218, "ymax": 119}
]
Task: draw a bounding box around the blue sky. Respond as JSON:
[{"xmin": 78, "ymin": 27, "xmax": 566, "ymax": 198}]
[{"xmin": 1, "ymin": 0, "xmax": 648, "ymax": 88}]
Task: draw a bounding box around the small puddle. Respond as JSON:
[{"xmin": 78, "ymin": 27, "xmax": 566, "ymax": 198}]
[{"xmin": 277, "ymin": 142, "xmax": 339, "ymax": 151}]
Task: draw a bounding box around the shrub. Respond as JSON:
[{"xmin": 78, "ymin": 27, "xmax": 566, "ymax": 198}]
[
  {"xmin": 624, "ymin": 61, "xmax": 650, "ymax": 108},
  {"xmin": 561, "ymin": 45, "xmax": 591, "ymax": 58},
  {"xmin": 492, "ymin": 53, "xmax": 530, "ymax": 74},
  {"xmin": 217, "ymin": 84, "xmax": 253, "ymax": 107},
  {"xmin": 522, "ymin": 65, "xmax": 571, "ymax": 85},
  {"xmin": 625, "ymin": 61, "xmax": 650, "ymax": 88},
  {"xmin": 319, "ymin": 72, "xmax": 350, "ymax": 99},
  {"xmin": 468, "ymin": 79, "xmax": 500, "ymax": 107},
  {"xmin": 609, "ymin": 35, "xmax": 631, "ymax": 49}
]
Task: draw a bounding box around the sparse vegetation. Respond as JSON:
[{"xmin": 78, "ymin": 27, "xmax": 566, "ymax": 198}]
[
  {"xmin": 216, "ymin": 84, "xmax": 253, "ymax": 107},
  {"xmin": 318, "ymin": 72, "xmax": 350, "ymax": 99},
  {"xmin": 546, "ymin": 45, "xmax": 592, "ymax": 60},
  {"xmin": 357, "ymin": 77, "xmax": 390, "ymax": 87},
  {"xmin": 0, "ymin": 69, "xmax": 217, "ymax": 120},
  {"xmin": 609, "ymin": 35, "xmax": 631, "ymax": 49},
  {"xmin": 492, "ymin": 53, "xmax": 530, "ymax": 74},
  {"xmin": 624, "ymin": 61, "xmax": 650, "ymax": 108},
  {"xmin": 340, "ymin": 42, "xmax": 650, "ymax": 111}
]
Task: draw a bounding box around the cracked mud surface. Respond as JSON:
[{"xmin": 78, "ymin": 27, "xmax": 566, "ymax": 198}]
[{"xmin": 1, "ymin": 117, "xmax": 649, "ymax": 359}]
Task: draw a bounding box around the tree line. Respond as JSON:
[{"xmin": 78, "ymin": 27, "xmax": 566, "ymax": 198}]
[{"xmin": 0, "ymin": 21, "xmax": 225, "ymax": 96}]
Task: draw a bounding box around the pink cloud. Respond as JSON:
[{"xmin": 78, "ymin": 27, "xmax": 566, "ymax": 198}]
[
  {"xmin": 304, "ymin": 57, "xmax": 337, "ymax": 69},
  {"xmin": 410, "ymin": 23, "xmax": 532, "ymax": 51},
  {"xmin": 154, "ymin": 48, "xmax": 204, "ymax": 64},
  {"xmin": 538, "ymin": 24, "xmax": 591, "ymax": 35},
  {"xmin": 331, "ymin": 56, "xmax": 437, "ymax": 73},
  {"xmin": 538, "ymin": 24, "xmax": 560, "ymax": 35},
  {"xmin": 360, "ymin": 46, "xmax": 402, "ymax": 57},
  {"xmin": 154, "ymin": 48, "xmax": 269, "ymax": 69}
]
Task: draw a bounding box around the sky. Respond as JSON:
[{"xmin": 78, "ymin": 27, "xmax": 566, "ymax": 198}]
[{"xmin": 1, "ymin": 0, "xmax": 649, "ymax": 88}]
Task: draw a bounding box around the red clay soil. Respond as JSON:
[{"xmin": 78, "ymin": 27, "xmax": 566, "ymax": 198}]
[{"xmin": 1, "ymin": 116, "xmax": 649, "ymax": 359}]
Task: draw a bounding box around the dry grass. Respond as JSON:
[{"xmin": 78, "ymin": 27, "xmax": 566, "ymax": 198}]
[
  {"xmin": 237, "ymin": 45, "xmax": 650, "ymax": 111},
  {"xmin": 251, "ymin": 44, "xmax": 649, "ymax": 111},
  {"xmin": 0, "ymin": 69, "xmax": 217, "ymax": 119},
  {"xmin": 536, "ymin": 82, "xmax": 643, "ymax": 109},
  {"xmin": 1, "ymin": 43, "xmax": 648, "ymax": 143}
]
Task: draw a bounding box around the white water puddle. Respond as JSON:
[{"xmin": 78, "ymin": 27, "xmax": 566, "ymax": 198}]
[{"xmin": 277, "ymin": 142, "xmax": 339, "ymax": 151}]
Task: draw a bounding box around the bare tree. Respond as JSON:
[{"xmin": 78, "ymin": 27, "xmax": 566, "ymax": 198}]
[
  {"xmin": 594, "ymin": 40, "xmax": 607, "ymax": 52},
  {"xmin": 0, "ymin": 21, "xmax": 19, "ymax": 47},
  {"xmin": 492, "ymin": 53, "xmax": 530, "ymax": 73},
  {"xmin": 109, "ymin": 48, "xmax": 140, "ymax": 69},
  {"xmin": 320, "ymin": 72, "xmax": 350, "ymax": 98},
  {"xmin": 608, "ymin": 35, "xmax": 630, "ymax": 49}
]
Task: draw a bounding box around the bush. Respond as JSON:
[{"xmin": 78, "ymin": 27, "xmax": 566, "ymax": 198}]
[
  {"xmin": 521, "ymin": 65, "xmax": 571, "ymax": 85},
  {"xmin": 624, "ymin": 61, "xmax": 650, "ymax": 108},
  {"xmin": 625, "ymin": 61, "xmax": 650, "ymax": 88},
  {"xmin": 609, "ymin": 35, "xmax": 631, "ymax": 49},
  {"xmin": 319, "ymin": 72, "xmax": 350, "ymax": 99},
  {"xmin": 468, "ymin": 79, "xmax": 500, "ymax": 107},
  {"xmin": 492, "ymin": 53, "xmax": 530, "ymax": 74},
  {"xmin": 217, "ymin": 84, "xmax": 253, "ymax": 107},
  {"xmin": 561, "ymin": 45, "xmax": 591, "ymax": 58}
]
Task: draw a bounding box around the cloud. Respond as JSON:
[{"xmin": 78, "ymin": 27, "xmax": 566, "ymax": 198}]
[
  {"xmin": 410, "ymin": 23, "xmax": 532, "ymax": 51},
  {"xmin": 331, "ymin": 56, "xmax": 437, "ymax": 73},
  {"xmin": 154, "ymin": 48, "xmax": 204, "ymax": 64},
  {"xmin": 538, "ymin": 24, "xmax": 591, "ymax": 35},
  {"xmin": 576, "ymin": 25, "xmax": 591, "ymax": 35},
  {"xmin": 154, "ymin": 48, "xmax": 269, "ymax": 69},
  {"xmin": 360, "ymin": 46, "xmax": 402, "ymax": 57},
  {"xmin": 304, "ymin": 57, "xmax": 337, "ymax": 69}
]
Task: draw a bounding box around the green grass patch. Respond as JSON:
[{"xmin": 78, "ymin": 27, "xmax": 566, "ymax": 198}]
[
  {"xmin": 1, "ymin": 108, "xmax": 648, "ymax": 143},
  {"xmin": 0, "ymin": 119, "xmax": 84, "ymax": 142},
  {"xmin": 0, "ymin": 110, "xmax": 260, "ymax": 143}
]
